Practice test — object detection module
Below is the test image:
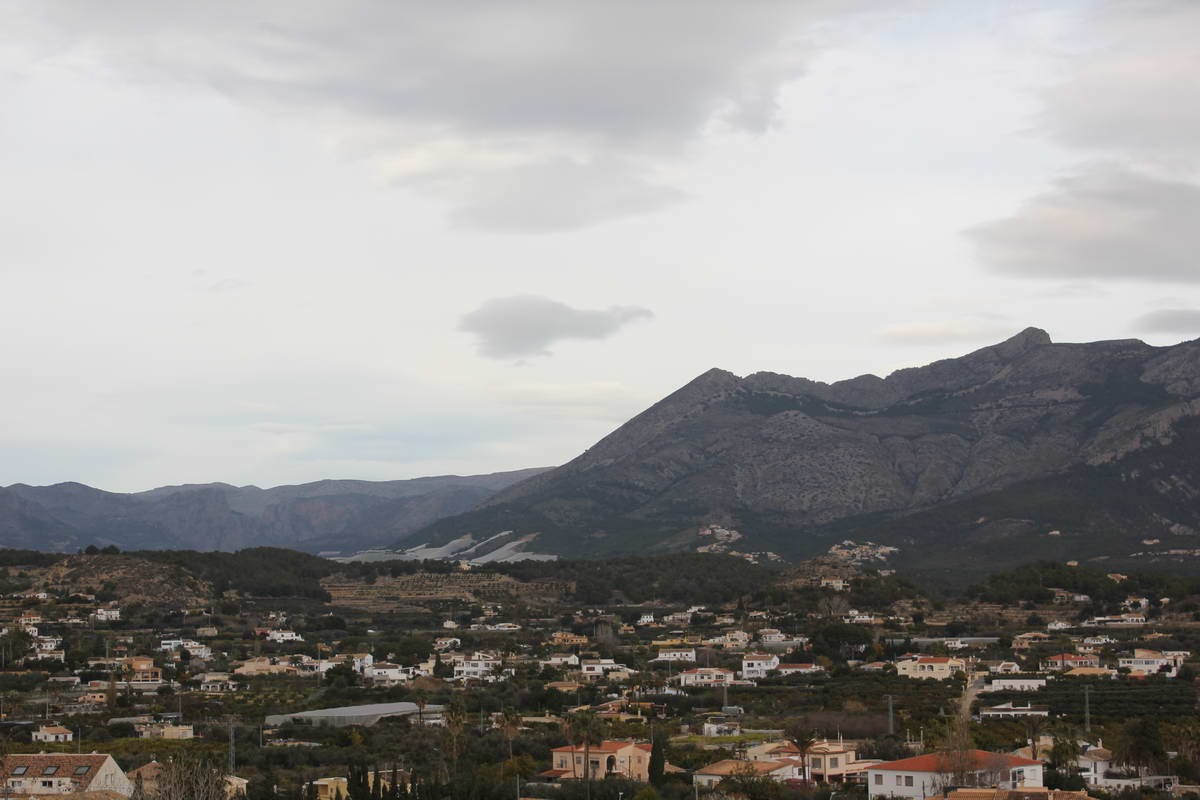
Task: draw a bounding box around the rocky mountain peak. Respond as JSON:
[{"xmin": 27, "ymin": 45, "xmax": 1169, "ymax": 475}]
[{"xmin": 413, "ymin": 329, "xmax": 1200, "ymax": 565}]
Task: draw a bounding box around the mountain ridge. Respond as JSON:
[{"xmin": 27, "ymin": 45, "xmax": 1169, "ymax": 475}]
[
  {"xmin": 0, "ymin": 468, "xmax": 551, "ymax": 554},
  {"xmin": 407, "ymin": 328, "xmax": 1200, "ymax": 569}
]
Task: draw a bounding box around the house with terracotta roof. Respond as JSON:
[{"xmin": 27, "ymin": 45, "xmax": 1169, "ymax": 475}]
[
  {"xmin": 693, "ymin": 759, "xmax": 800, "ymax": 788},
  {"xmin": 31, "ymin": 724, "xmax": 73, "ymax": 744},
  {"xmin": 896, "ymin": 656, "xmax": 965, "ymax": 680},
  {"xmin": 1012, "ymin": 633, "xmax": 1052, "ymax": 651},
  {"xmin": 867, "ymin": 751, "xmax": 1043, "ymax": 799},
  {"xmin": 807, "ymin": 740, "xmax": 880, "ymax": 782},
  {"xmin": 1, "ymin": 753, "xmax": 133, "ymax": 796},
  {"xmin": 746, "ymin": 740, "xmax": 803, "ymax": 763},
  {"xmin": 1040, "ymin": 653, "xmax": 1099, "ymax": 672},
  {"xmin": 540, "ymin": 741, "xmax": 652, "ymax": 782}
]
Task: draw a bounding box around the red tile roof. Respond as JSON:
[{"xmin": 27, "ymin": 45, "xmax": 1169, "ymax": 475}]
[
  {"xmin": 1, "ymin": 754, "xmax": 113, "ymax": 791},
  {"xmin": 872, "ymin": 751, "xmax": 1041, "ymax": 773}
]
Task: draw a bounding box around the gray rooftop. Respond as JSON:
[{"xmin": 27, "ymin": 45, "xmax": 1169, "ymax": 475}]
[{"xmin": 265, "ymin": 702, "xmax": 445, "ymax": 728}]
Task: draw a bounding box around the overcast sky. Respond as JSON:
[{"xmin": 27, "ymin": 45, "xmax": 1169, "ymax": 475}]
[{"xmin": 2, "ymin": 0, "xmax": 1198, "ymax": 492}]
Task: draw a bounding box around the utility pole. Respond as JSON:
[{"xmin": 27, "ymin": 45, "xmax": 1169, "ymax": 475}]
[
  {"xmin": 1083, "ymin": 685, "xmax": 1091, "ymax": 734},
  {"xmin": 885, "ymin": 695, "xmax": 895, "ymax": 736},
  {"xmin": 228, "ymin": 720, "xmax": 236, "ymax": 773}
]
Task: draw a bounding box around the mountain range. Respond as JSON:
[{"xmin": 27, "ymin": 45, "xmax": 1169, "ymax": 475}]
[
  {"xmin": 5, "ymin": 328, "xmax": 1200, "ymax": 575},
  {"xmin": 0, "ymin": 469, "xmax": 548, "ymax": 554},
  {"xmin": 403, "ymin": 328, "xmax": 1200, "ymax": 574}
]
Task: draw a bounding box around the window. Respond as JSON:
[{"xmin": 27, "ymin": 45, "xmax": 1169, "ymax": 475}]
[
  {"xmin": 12, "ymin": 767, "xmax": 27, "ymax": 776},
  {"xmin": 896, "ymin": 776, "xmax": 903, "ymax": 786},
  {"xmin": 905, "ymin": 776, "xmax": 914, "ymax": 787},
  {"xmin": 874, "ymin": 775, "xmax": 883, "ymax": 785},
  {"xmin": 74, "ymin": 766, "xmax": 91, "ymax": 776},
  {"xmin": 830, "ymin": 757, "xmax": 839, "ymax": 768},
  {"xmin": 43, "ymin": 767, "xmax": 59, "ymax": 776}
]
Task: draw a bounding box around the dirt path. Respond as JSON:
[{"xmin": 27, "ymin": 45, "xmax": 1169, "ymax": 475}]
[{"xmin": 959, "ymin": 673, "xmax": 984, "ymax": 720}]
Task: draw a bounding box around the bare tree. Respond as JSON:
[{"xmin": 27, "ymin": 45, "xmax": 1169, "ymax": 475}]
[{"xmin": 152, "ymin": 759, "xmax": 230, "ymax": 800}]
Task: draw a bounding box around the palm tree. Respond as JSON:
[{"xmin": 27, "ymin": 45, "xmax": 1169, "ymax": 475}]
[
  {"xmin": 443, "ymin": 703, "xmax": 467, "ymax": 784},
  {"xmin": 1049, "ymin": 725, "xmax": 1079, "ymax": 773},
  {"xmin": 1026, "ymin": 716, "xmax": 1048, "ymax": 762},
  {"xmin": 411, "ymin": 688, "xmax": 429, "ymax": 726},
  {"xmin": 785, "ymin": 725, "xmax": 816, "ymax": 787},
  {"xmin": 499, "ymin": 708, "xmax": 522, "ymax": 762},
  {"xmin": 499, "ymin": 709, "xmax": 523, "ymax": 800},
  {"xmin": 569, "ymin": 710, "xmax": 605, "ymax": 800},
  {"xmin": 562, "ymin": 715, "xmax": 578, "ymax": 782}
]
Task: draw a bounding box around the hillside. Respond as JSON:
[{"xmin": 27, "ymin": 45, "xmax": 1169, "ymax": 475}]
[
  {"xmin": 406, "ymin": 328, "xmax": 1200, "ymax": 571},
  {"xmin": 0, "ymin": 468, "xmax": 550, "ymax": 554}
]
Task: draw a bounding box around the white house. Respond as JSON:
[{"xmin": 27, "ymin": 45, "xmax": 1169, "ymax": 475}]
[
  {"xmin": 580, "ymin": 659, "xmax": 634, "ymax": 682},
  {"xmin": 983, "ymin": 678, "xmax": 1046, "ymax": 692},
  {"xmin": 776, "ymin": 663, "xmax": 823, "ymax": 676},
  {"xmin": 541, "ymin": 653, "xmax": 581, "ymax": 668},
  {"xmin": 740, "ymin": 653, "xmax": 779, "ymax": 679},
  {"xmin": 979, "ymin": 701, "xmax": 1050, "ymax": 719},
  {"xmin": 364, "ymin": 662, "xmax": 416, "ymax": 686},
  {"xmin": 198, "ymin": 673, "xmax": 239, "ymax": 694},
  {"xmin": 1077, "ymin": 744, "xmax": 1114, "ymax": 787},
  {"xmin": 653, "ymin": 648, "xmax": 696, "ymax": 663},
  {"xmin": 1118, "ymin": 649, "xmax": 1189, "ymax": 677},
  {"xmin": 31, "ymin": 724, "xmax": 73, "ymax": 744},
  {"xmin": 867, "ymin": 751, "xmax": 1042, "ymax": 799},
  {"xmin": 266, "ymin": 630, "xmax": 304, "ymax": 643},
  {"xmin": 158, "ymin": 638, "xmax": 212, "ymax": 659},
  {"xmin": 676, "ymin": 667, "xmax": 736, "ymax": 687},
  {"xmin": 453, "ymin": 652, "xmax": 503, "ymax": 681}
]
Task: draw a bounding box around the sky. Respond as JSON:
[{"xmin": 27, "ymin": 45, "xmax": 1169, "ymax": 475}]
[{"xmin": 1, "ymin": 0, "xmax": 1198, "ymax": 492}]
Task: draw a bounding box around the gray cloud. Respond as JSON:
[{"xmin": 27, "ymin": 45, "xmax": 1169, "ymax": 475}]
[
  {"xmin": 1038, "ymin": 2, "xmax": 1200, "ymax": 163},
  {"xmin": 966, "ymin": 165, "xmax": 1200, "ymax": 282},
  {"xmin": 459, "ymin": 295, "xmax": 652, "ymax": 358},
  {"xmin": 8, "ymin": 1, "xmax": 886, "ymax": 231},
  {"xmin": 1131, "ymin": 308, "xmax": 1200, "ymax": 335}
]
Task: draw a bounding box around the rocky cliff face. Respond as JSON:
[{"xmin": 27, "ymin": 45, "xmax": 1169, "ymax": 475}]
[{"xmin": 411, "ymin": 329, "xmax": 1200, "ymax": 566}]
